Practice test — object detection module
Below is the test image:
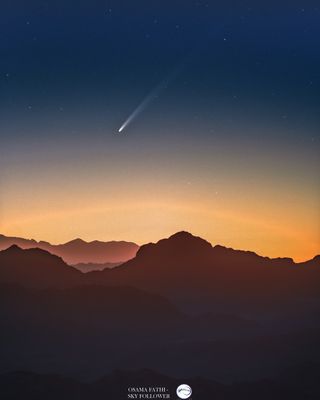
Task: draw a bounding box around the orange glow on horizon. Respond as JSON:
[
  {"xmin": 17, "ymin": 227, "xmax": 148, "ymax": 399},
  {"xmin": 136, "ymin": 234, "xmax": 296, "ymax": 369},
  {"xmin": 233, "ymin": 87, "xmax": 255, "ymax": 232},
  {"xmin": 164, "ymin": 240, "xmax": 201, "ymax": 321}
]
[
  {"xmin": 1, "ymin": 139, "xmax": 319, "ymax": 263},
  {"xmin": 1, "ymin": 191, "xmax": 319, "ymax": 262}
]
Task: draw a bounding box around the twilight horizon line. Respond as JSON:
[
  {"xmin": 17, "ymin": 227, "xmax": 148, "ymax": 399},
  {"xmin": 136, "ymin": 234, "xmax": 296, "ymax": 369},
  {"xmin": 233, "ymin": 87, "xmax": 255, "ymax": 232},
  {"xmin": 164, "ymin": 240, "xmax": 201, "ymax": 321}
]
[{"xmin": 0, "ymin": 230, "xmax": 319, "ymax": 263}]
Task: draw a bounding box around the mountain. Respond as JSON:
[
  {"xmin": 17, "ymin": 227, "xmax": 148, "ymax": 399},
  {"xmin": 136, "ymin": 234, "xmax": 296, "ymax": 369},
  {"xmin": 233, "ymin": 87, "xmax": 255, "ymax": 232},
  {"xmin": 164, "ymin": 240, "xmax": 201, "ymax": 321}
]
[
  {"xmin": 91, "ymin": 232, "xmax": 320, "ymax": 309},
  {"xmin": 0, "ymin": 245, "xmax": 82, "ymax": 288},
  {"xmin": 0, "ymin": 234, "xmax": 138, "ymax": 264},
  {"xmin": 96, "ymin": 232, "xmax": 320, "ymax": 293}
]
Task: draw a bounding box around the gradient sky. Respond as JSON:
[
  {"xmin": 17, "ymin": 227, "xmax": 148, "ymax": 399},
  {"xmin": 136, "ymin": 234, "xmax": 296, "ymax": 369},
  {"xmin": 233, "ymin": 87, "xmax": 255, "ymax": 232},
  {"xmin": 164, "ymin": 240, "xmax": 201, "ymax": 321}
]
[{"xmin": 1, "ymin": 1, "xmax": 319, "ymax": 261}]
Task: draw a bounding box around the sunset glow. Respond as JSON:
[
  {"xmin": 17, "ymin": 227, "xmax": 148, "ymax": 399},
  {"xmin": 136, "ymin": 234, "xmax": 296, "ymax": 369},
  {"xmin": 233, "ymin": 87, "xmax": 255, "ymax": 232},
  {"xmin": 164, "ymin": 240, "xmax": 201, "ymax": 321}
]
[{"xmin": 0, "ymin": 3, "xmax": 319, "ymax": 262}]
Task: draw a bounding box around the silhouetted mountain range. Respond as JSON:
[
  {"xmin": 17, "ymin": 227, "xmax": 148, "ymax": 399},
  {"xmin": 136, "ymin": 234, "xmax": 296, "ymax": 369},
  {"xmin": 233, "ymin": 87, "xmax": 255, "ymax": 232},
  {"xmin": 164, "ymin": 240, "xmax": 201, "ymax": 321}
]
[
  {"xmin": 0, "ymin": 234, "xmax": 138, "ymax": 265},
  {"xmin": 1, "ymin": 231, "xmax": 319, "ymax": 308},
  {"xmin": 1, "ymin": 231, "xmax": 319, "ymax": 392}
]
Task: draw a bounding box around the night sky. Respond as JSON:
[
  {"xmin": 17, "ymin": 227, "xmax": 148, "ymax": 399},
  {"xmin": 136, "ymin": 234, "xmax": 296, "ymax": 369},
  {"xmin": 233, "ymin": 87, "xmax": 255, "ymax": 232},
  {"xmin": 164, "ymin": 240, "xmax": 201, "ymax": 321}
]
[{"xmin": 1, "ymin": 1, "xmax": 319, "ymax": 260}]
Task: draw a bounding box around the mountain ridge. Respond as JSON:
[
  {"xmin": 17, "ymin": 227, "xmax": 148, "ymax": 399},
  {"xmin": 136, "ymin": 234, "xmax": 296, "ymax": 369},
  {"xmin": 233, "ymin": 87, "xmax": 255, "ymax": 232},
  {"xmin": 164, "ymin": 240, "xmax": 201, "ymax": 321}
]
[
  {"xmin": 1, "ymin": 232, "xmax": 318, "ymax": 309},
  {"xmin": 0, "ymin": 233, "xmax": 139, "ymax": 265}
]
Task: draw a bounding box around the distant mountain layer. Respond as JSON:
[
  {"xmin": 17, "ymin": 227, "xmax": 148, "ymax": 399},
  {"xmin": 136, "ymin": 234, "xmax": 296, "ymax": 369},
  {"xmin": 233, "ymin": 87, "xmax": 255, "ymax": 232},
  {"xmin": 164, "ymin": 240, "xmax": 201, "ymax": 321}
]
[
  {"xmin": 72, "ymin": 261, "xmax": 122, "ymax": 273},
  {"xmin": 0, "ymin": 234, "xmax": 139, "ymax": 264}
]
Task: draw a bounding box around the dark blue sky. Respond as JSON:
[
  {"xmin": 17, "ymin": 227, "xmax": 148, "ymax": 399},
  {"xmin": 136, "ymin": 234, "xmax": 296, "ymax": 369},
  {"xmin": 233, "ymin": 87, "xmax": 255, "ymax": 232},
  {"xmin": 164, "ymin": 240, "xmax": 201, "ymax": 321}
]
[{"xmin": 1, "ymin": 1, "xmax": 319, "ymax": 128}]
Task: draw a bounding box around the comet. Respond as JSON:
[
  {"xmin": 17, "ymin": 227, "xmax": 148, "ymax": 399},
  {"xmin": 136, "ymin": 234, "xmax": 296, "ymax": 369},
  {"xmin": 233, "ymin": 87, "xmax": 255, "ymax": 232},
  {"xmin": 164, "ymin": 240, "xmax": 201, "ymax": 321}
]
[{"xmin": 118, "ymin": 64, "xmax": 183, "ymax": 133}]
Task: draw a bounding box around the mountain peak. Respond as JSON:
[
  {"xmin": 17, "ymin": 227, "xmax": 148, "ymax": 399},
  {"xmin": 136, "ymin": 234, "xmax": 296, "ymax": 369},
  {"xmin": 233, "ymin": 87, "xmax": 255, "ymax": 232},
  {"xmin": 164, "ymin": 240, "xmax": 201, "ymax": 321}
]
[
  {"xmin": 166, "ymin": 231, "xmax": 212, "ymax": 248},
  {"xmin": 168, "ymin": 231, "xmax": 199, "ymax": 240},
  {"xmin": 136, "ymin": 231, "xmax": 212, "ymax": 260},
  {"xmin": 65, "ymin": 238, "xmax": 86, "ymax": 245},
  {"xmin": 3, "ymin": 244, "xmax": 22, "ymax": 253}
]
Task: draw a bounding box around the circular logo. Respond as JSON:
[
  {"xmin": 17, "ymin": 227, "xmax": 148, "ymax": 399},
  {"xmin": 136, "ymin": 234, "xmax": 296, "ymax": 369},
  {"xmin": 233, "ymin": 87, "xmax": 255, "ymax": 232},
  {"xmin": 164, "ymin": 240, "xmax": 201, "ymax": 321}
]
[{"xmin": 176, "ymin": 384, "xmax": 192, "ymax": 399}]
